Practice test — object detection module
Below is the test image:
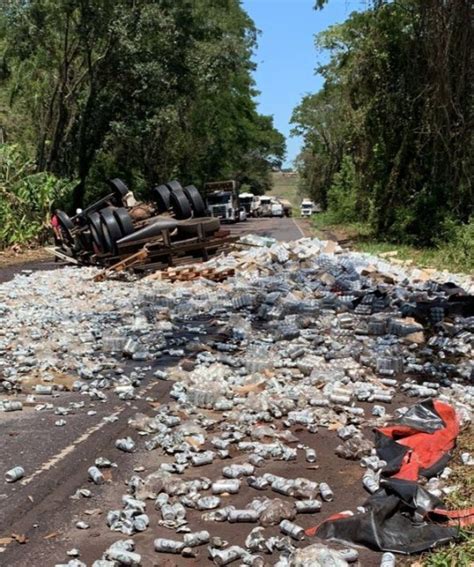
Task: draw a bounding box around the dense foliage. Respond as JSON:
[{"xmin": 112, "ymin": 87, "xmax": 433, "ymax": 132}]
[
  {"xmin": 0, "ymin": 144, "xmax": 73, "ymax": 245},
  {"xmin": 294, "ymin": 0, "xmax": 473, "ymax": 246},
  {"xmin": 0, "ymin": 0, "xmax": 285, "ymax": 244}
]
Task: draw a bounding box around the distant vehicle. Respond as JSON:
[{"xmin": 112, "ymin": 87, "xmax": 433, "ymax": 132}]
[
  {"xmin": 204, "ymin": 180, "xmax": 247, "ymax": 223},
  {"xmin": 300, "ymin": 199, "xmax": 317, "ymax": 217},
  {"xmin": 239, "ymin": 192, "xmax": 260, "ymax": 217},
  {"xmin": 258, "ymin": 196, "xmax": 273, "ymax": 217},
  {"xmin": 279, "ymin": 199, "xmax": 293, "ymax": 217},
  {"xmin": 271, "ymin": 200, "xmax": 284, "ymax": 217},
  {"xmin": 258, "ymin": 195, "xmax": 284, "ymax": 218}
]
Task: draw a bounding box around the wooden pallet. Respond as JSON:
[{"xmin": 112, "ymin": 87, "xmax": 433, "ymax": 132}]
[
  {"xmin": 92, "ymin": 230, "xmax": 236, "ymax": 280},
  {"xmin": 148, "ymin": 264, "xmax": 235, "ymax": 282}
]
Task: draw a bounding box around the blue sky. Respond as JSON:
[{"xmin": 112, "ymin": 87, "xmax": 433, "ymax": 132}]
[{"xmin": 242, "ymin": 0, "xmax": 359, "ymax": 167}]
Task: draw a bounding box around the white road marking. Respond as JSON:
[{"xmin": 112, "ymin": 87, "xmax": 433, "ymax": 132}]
[
  {"xmin": 19, "ymin": 370, "xmax": 172, "ymax": 487},
  {"xmin": 292, "ymin": 218, "xmax": 306, "ymax": 239},
  {"xmin": 20, "ymin": 410, "xmax": 123, "ymax": 486}
]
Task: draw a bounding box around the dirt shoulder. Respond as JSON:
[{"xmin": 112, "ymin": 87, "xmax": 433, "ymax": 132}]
[{"xmin": 0, "ymin": 246, "xmax": 54, "ymax": 269}]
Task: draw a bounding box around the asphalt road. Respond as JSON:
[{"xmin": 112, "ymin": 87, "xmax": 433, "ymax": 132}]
[
  {"xmin": 0, "ymin": 217, "xmax": 383, "ymax": 567},
  {"xmin": 225, "ymin": 216, "xmax": 307, "ymax": 241},
  {"xmin": 0, "ymin": 258, "xmax": 61, "ymax": 284}
]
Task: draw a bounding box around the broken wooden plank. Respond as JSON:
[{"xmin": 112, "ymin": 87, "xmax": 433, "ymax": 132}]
[
  {"xmin": 94, "ymin": 248, "xmax": 149, "ymax": 281},
  {"xmin": 46, "ymin": 247, "xmax": 80, "ymax": 265}
]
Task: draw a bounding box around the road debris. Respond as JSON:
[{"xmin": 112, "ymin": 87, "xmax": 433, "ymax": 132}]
[
  {"xmin": 1, "ymin": 234, "xmax": 473, "ymax": 564},
  {"xmin": 5, "ymin": 466, "xmax": 25, "ymax": 483}
]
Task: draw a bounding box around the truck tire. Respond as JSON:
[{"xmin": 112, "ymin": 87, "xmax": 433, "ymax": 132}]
[
  {"xmin": 55, "ymin": 210, "xmax": 74, "ymax": 243},
  {"xmin": 170, "ymin": 187, "xmax": 192, "ymax": 220},
  {"xmin": 113, "ymin": 207, "xmax": 135, "ymax": 236},
  {"xmin": 151, "ymin": 185, "xmax": 171, "ymax": 213},
  {"xmin": 100, "ymin": 207, "xmax": 123, "ymax": 254},
  {"xmin": 88, "ymin": 212, "xmax": 107, "ymax": 253},
  {"xmin": 107, "ymin": 178, "xmax": 129, "ymax": 198},
  {"xmin": 166, "ymin": 180, "xmax": 184, "ymax": 193},
  {"xmin": 183, "ymin": 185, "xmax": 206, "ymax": 217},
  {"xmin": 177, "ymin": 217, "xmax": 220, "ymax": 238}
]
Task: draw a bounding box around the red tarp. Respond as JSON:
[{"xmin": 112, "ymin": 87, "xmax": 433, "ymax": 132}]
[{"xmin": 376, "ymin": 400, "xmax": 459, "ymax": 481}]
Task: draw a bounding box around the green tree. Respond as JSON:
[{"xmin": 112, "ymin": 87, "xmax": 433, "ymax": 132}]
[
  {"xmin": 293, "ymin": 0, "xmax": 473, "ymax": 245},
  {"xmin": 291, "ymin": 86, "xmax": 349, "ymax": 208},
  {"xmin": 1, "ymin": 0, "xmax": 285, "ymax": 213}
]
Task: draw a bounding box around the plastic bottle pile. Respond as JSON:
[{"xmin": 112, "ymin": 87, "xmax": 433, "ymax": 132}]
[{"xmin": 0, "ymin": 236, "xmax": 472, "ymax": 566}]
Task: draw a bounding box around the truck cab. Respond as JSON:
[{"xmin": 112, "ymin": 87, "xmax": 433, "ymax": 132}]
[
  {"xmin": 204, "ymin": 180, "xmax": 246, "ymax": 223},
  {"xmin": 300, "ymin": 199, "xmax": 316, "ymax": 217},
  {"xmin": 239, "ymin": 192, "xmax": 260, "ymax": 217}
]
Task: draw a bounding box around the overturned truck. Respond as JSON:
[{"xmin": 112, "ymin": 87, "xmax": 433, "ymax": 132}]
[{"xmin": 53, "ymin": 179, "xmax": 234, "ymax": 273}]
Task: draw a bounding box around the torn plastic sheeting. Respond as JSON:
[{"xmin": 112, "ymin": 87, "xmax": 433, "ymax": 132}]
[
  {"xmin": 389, "ymin": 400, "xmax": 446, "ymax": 433},
  {"xmin": 375, "ymin": 400, "xmax": 459, "ymax": 481},
  {"xmin": 362, "ymin": 478, "xmax": 473, "ymax": 531},
  {"xmin": 311, "ymin": 494, "xmax": 459, "ymax": 554},
  {"xmin": 310, "ymin": 401, "xmax": 464, "ymax": 554},
  {"xmin": 373, "ymin": 478, "xmax": 445, "ymax": 516}
]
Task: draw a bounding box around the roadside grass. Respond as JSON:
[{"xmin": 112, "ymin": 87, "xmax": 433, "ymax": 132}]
[
  {"xmin": 417, "ymin": 430, "xmax": 474, "ymax": 567},
  {"xmin": 270, "ymin": 172, "xmax": 301, "ymax": 212},
  {"xmin": 311, "ymin": 213, "xmax": 473, "ymax": 274},
  {"xmin": 421, "ymin": 530, "xmax": 474, "ymax": 567}
]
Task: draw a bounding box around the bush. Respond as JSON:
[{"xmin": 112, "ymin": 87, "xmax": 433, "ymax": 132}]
[
  {"xmin": 326, "ymin": 156, "xmax": 359, "ymax": 223},
  {"xmin": 436, "ymin": 217, "xmax": 474, "ymax": 272},
  {"xmin": 0, "ymin": 144, "xmax": 74, "ymax": 248}
]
